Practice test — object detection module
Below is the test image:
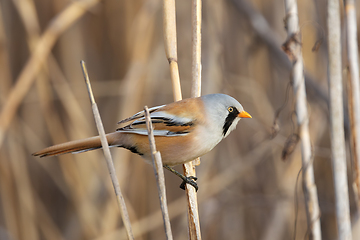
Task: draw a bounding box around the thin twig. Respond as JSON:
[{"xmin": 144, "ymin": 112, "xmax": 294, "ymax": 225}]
[
  {"xmin": 80, "ymin": 61, "xmax": 134, "ymax": 240},
  {"xmin": 283, "ymin": 1, "xmax": 322, "ymax": 239},
  {"xmin": 144, "ymin": 106, "xmax": 173, "ymax": 240},
  {"xmin": 327, "ymin": 0, "xmax": 353, "ymax": 239}
]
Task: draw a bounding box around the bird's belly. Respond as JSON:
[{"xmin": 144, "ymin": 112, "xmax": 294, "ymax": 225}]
[
  {"xmin": 150, "ymin": 134, "xmax": 220, "ymax": 166},
  {"xmin": 128, "ymin": 131, "xmax": 221, "ymax": 166}
]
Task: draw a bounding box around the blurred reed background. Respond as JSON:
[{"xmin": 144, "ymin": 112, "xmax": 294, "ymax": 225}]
[{"xmin": 0, "ymin": 0, "xmax": 358, "ymax": 239}]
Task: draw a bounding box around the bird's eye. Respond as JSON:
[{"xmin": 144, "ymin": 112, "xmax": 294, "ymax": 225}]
[{"xmin": 228, "ymin": 107, "xmax": 234, "ymax": 112}]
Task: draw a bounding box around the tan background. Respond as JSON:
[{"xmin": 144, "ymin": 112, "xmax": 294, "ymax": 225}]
[{"xmin": 0, "ymin": 0, "xmax": 357, "ymax": 239}]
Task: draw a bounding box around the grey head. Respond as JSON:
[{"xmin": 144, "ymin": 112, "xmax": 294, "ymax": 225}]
[{"xmin": 201, "ymin": 94, "xmax": 250, "ymax": 138}]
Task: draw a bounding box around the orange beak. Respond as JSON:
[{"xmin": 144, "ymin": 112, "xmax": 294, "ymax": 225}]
[{"xmin": 238, "ymin": 110, "xmax": 252, "ymax": 118}]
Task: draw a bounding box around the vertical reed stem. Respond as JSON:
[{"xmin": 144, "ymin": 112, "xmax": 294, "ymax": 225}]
[
  {"xmin": 327, "ymin": 0, "xmax": 353, "ymax": 239},
  {"xmin": 163, "ymin": 0, "xmax": 201, "ymax": 239},
  {"xmin": 283, "ymin": 0, "xmax": 321, "ymax": 239},
  {"xmin": 345, "ymin": 0, "xmax": 360, "ymax": 211},
  {"xmin": 163, "ymin": 0, "xmax": 182, "ymax": 101},
  {"xmin": 182, "ymin": 1, "xmax": 202, "ymax": 239}
]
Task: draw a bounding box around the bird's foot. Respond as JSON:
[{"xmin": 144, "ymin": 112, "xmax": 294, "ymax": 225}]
[
  {"xmin": 180, "ymin": 176, "xmax": 198, "ymax": 191},
  {"xmin": 163, "ymin": 165, "xmax": 199, "ymax": 191}
]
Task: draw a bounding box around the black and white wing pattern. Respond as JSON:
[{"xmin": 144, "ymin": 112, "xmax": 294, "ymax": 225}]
[{"xmin": 117, "ymin": 110, "xmax": 195, "ymax": 136}]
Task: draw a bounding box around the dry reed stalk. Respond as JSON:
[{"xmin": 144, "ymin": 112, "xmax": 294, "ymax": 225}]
[
  {"xmin": 53, "ymin": 60, "xmax": 102, "ymax": 238},
  {"xmin": 163, "ymin": 0, "xmax": 182, "ymax": 101},
  {"xmin": 81, "ymin": 61, "xmax": 134, "ymax": 240},
  {"xmin": 181, "ymin": 1, "xmax": 202, "ymax": 240},
  {"xmin": 144, "ymin": 106, "xmax": 173, "ymax": 240},
  {"xmin": 191, "ymin": 0, "xmax": 202, "ymax": 98},
  {"xmin": 345, "ymin": 0, "xmax": 360, "ymax": 210},
  {"xmin": 283, "ymin": 1, "xmax": 322, "ymax": 239},
  {"xmin": 163, "ymin": 0, "xmax": 202, "ymax": 239},
  {"xmin": 0, "ymin": 0, "xmax": 99, "ymax": 148},
  {"xmin": 327, "ymin": 0, "xmax": 353, "ymax": 239}
]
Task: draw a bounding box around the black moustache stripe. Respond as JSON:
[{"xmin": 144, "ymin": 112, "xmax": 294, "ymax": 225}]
[{"xmin": 223, "ymin": 108, "xmax": 239, "ymax": 136}]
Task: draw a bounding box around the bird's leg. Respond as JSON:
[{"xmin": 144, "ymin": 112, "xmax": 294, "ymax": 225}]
[{"xmin": 163, "ymin": 165, "xmax": 198, "ymax": 191}]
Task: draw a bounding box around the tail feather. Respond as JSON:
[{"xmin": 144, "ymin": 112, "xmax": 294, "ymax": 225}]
[{"xmin": 32, "ymin": 132, "xmax": 123, "ymax": 157}]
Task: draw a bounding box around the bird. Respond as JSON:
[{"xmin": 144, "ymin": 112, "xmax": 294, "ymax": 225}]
[{"xmin": 33, "ymin": 93, "xmax": 251, "ymax": 190}]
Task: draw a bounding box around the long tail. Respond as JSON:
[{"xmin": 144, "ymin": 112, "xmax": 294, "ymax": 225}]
[{"xmin": 32, "ymin": 132, "xmax": 124, "ymax": 157}]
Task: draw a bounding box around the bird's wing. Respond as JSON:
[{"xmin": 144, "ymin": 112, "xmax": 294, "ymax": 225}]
[
  {"xmin": 117, "ymin": 110, "xmax": 195, "ymax": 136},
  {"xmin": 117, "ymin": 105, "xmax": 165, "ymax": 124}
]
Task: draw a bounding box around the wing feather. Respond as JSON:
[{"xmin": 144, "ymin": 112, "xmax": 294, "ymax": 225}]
[
  {"xmin": 117, "ymin": 111, "xmax": 195, "ymax": 136},
  {"xmin": 116, "ymin": 98, "xmax": 204, "ymax": 136},
  {"xmin": 117, "ymin": 105, "xmax": 165, "ymax": 124}
]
